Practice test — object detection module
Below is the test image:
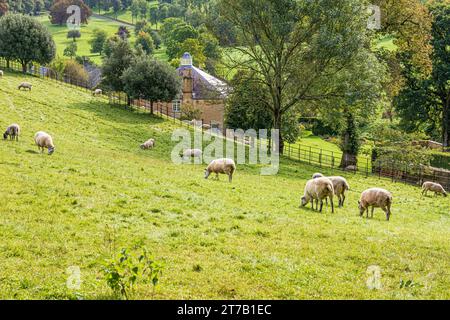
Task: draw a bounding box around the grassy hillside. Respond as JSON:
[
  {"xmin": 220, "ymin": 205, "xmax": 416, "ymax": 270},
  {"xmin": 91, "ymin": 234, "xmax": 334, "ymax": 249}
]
[{"xmin": 0, "ymin": 71, "xmax": 449, "ymax": 300}]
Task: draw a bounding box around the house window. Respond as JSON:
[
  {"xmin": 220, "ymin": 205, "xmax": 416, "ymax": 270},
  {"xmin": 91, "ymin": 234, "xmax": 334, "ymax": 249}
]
[{"xmin": 172, "ymin": 100, "xmax": 181, "ymax": 113}]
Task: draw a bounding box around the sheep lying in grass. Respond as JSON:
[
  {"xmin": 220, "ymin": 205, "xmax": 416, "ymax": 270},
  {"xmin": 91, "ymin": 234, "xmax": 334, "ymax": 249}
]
[
  {"xmin": 312, "ymin": 173, "xmax": 350, "ymax": 207},
  {"xmin": 183, "ymin": 149, "xmax": 202, "ymax": 158},
  {"xmin": 422, "ymin": 182, "xmax": 447, "ymax": 197},
  {"xmin": 3, "ymin": 124, "xmax": 20, "ymax": 141},
  {"xmin": 93, "ymin": 89, "xmax": 102, "ymax": 96},
  {"xmin": 18, "ymin": 82, "xmax": 32, "ymax": 91},
  {"xmin": 34, "ymin": 131, "xmax": 55, "ymax": 155},
  {"xmin": 301, "ymin": 177, "xmax": 335, "ymax": 213},
  {"xmin": 358, "ymin": 188, "xmax": 393, "ymax": 221},
  {"xmin": 140, "ymin": 138, "xmax": 155, "ymax": 150},
  {"xmin": 205, "ymin": 158, "xmax": 236, "ymax": 183}
]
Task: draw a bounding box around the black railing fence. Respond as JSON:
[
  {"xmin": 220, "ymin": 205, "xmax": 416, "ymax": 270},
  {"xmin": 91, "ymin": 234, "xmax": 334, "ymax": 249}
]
[
  {"xmin": 2, "ymin": 59, "xmax": 449, "ymax": 191},
  {"xmin": 0, "ymin": 59, "xmax": 94, "ymax": 92}
]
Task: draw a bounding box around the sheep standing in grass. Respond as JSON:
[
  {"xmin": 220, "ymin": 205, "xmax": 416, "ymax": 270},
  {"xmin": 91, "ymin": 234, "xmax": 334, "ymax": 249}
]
[
  {"xmin": 0, "ymin": 70, "xmax": 3, "ymax": 78},
  {"xmin": 422, "ymin": 182, "xmax": 447, "ymax": 197},
  {"xmin": 301, "ymin": 177, "xmax": 335, "ymax": 213},
  {"xmin": 312, "ymin": 173, "xmax": 324, "ymax": 179},
  {"xmin": 205, "ymin": 158, "xmax": 236, "ymax": 183},
  {"xmin": 3, "ymin": 124, "xmax": 21, "ymax": 141},
  {"xmin": 18, "ymin": 82, "xmax": 32, "ymax": 91},
  {"xmin": 183, "ymin": 149, "xmax": 202, "ymax": 158},
  {"xmin": 140, "ymin": 138, "xmax": 155, "ymax": 150},
  {"xmin": 34, "ymin": 131, "xmax": 55, "ymax": 155},
  {"xmin": 358, "ymin": 188, "xmax": 393, "ymax": 221},
  {"xmin": 93, "ymin": 89, "xmax": 102, "ymax": 96},
  {"xmin": 328, "ymin": 176, "xmax": 350, "ymax": 207},
  {"xmin": 312, "ymin": 174, "xmax": 350, "ymax": 207}
]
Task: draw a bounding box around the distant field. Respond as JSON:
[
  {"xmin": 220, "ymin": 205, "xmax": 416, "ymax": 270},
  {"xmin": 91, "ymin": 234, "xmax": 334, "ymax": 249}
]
[
  {"xmin": 36, "ymin": 14, "xmax": 168, "ymax": 65},
  {"xmin": 0, "ymin": 71, "xmax": 449, "ymax": 299}
]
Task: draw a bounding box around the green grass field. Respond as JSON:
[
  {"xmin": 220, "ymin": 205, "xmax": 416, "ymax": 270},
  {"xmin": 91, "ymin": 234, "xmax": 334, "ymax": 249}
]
[
  {"xmin": 35, "ymin": 14, "xmax": 168, "ymax": 65},
  {"xmin": 0, "ymin": 72, "xmax": 449, "ymax": 300}
]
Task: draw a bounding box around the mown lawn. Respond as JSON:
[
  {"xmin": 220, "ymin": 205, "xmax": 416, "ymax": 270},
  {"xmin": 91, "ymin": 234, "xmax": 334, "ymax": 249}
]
[
  {"xmin": 36, "ymin": 14, "xmax": 167, "ymax": 66},
  {"xmin": 0, "ymin": 72, "xmax": 449, "ymax": 300}
]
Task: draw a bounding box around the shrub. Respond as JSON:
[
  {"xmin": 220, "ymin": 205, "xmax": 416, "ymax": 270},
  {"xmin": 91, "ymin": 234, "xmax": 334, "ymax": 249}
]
[
  {"xmin": 103, "ymin": 248, "xmax": 163, "ymax": 300},
  {"xmin": 63, "ymin": 60, "xmax": 89, "ymax": 86}
]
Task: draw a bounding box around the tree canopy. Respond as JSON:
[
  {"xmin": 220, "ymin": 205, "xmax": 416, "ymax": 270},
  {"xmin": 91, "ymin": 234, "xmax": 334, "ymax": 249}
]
[{"xmin": 0, "ymin": 14, "xmax": 56, "ymax": 73}]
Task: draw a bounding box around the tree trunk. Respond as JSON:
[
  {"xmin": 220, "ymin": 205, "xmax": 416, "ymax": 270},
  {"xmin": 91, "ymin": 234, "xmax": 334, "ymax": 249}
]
[
  {"xmin": 443, "ymin": 97, "xmax": 449, "ymax": 149},
  {"xmin": 150, "ymin": 101, "xmax": 154, "ymax": 115},
  {"xmin": 21, "ymin": 62, "xmax": 27, "ymax": 74},
  {"xmin": 126, "ymin": 95, "xmax": 131, "ymax": 107},
  {"xmin": 273, "ymin": 109, "xmax": 284, "ymax": 154},
  {"xmin": 339, "ymin": 110, "xmax": 358, "ymax": 168}
]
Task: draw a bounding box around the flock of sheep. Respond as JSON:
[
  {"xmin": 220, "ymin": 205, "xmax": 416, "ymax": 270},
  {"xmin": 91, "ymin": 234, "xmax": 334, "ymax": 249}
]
[
  {"xmin": 2, "ymin": 74, "xmax": 447, "ymax": 223},
  {"xmin": 3, "ymin": 123, "xmax": 55, "ymax": 154}
]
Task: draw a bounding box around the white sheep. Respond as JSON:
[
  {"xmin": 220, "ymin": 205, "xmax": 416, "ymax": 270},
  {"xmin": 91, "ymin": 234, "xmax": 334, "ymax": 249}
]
[
  {"xmin": 93, "ymin": 89, "xmax": 102, "ymax": 96},
  {"xmin": 328, "ymin": 176, "xmax": 350, "ymax": 207},
  {"xmin": 202, "ymin": 124, "xmax": 211, "ymax": 130},
  {"xmin": 205, "ymin": 158, "xmax": 236, "ymax": 183},
  {"xmin": 358, "ymin": 188, "xmax": 393, "ymax": 221},
  {"xmin": 183, "ymin": 149, "xmax": 203, "ymax": 158},
  {"xmin": 301, "ymin": 177, "xmax": 335, "ymax": 213},
  {"xmin": 312, "ymin": 173, "xmax": 324, "ymax": 179},
  {"xmin": 3, "ymin": 124, "xmax": 20, "ymax": 141},
  {"xmin": 140, "ymin": 138, "xmax": 155, "ymax": 150},
  {"xmin": 34, "ymin": 131, "xmax": 55, "ymax": 155},
  {"xmin": 0, "ymin": 70, "xmax": 3, "ymax": 77},
  {"xmin": 312, "ymin": 174, "xmax": 350, "ymax": 207},
  {"xmin": 421, "ymin": 182, "xmax": 447, "ymax": 197},
  {"xmin": 345, "ymin": 165, "xmax": 357, "ymax": 172},
  {"xmin": 18, "ymin": 82, "xmax": 32, "ymax": 91}
]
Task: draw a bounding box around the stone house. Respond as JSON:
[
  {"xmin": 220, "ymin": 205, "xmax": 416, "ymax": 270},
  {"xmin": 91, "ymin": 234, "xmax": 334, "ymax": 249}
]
[{"xmin": 154, "ymin": 53, "xmax": 229, "ymax": 130}]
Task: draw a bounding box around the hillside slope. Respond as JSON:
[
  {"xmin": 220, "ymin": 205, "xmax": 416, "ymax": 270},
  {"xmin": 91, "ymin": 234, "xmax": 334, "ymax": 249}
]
[{"xmin": 0, "ymin": 72, "xmax": 449, "ymax": 299}]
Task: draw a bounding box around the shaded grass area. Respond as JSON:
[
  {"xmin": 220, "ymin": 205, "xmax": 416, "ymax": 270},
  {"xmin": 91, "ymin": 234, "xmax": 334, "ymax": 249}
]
[{"xmin": 0, "ymin": 72, "xmax": 449, "ymax": 300}]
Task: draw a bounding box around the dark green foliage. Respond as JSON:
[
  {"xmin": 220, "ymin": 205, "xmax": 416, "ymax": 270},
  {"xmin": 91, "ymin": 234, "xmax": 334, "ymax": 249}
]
[
  {"xmin": 0, "ymin": 14, "xmax": 55, "ymax": 73},
  {"xmin": 395, "ymin": 3, "xmax": 450, "ymax": 147},
  {"xmin": 101, "ymin": 39, "xmax": 135, "ymax": 92},
  {"xmin": 89, "ymin": 28, "xmax": 108, "ymax": 54},
  {"xmin": 121, "ymin": 56, "xmax": 181, "ymax": 113}
]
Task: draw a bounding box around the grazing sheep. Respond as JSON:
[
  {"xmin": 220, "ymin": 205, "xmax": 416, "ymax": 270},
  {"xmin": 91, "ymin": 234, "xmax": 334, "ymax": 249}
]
[
  {"xmin": 183, "ymin": 148, "xmax": 202, "ymax": 158},
  {"xmin": 0, "ymin": 70, "xmax": 3, "ymax": 77},
  {"xmin": 3, "ymin": 124, "xmax": 20, "ymax": 141},
  {"xmin": 422, "ymin": 182, "xmax": 447, "ymax": 197},
  {"xmin": 358, "ymin": 188, "xmax": 393, "ymax": 221},
  {"xmin": 34, "ymin": 131, "xmax": 55, "ymax": 155},
  {"xmin": 93, "ymin": 89, "xmax": 102, "ymax": 96},
  {"xmin": 18, "ymin": 82, "xmax": 32, "ymax": 91},
  {"xmin": 205, "ymin": 158, "xmax": 236, "ymax": 183},
  {"xmin": 345, "ymin": 165, "xmax": 357, "ymax": 172},
  {"xmin": 312, "ymin": 173, "xmax": 324, "ymax": 179},
  {"xmin": 301, "ymin": 177, "xmax": 335, "ymax": 213},
  {"xmin": 328, "ymin": 176, "xmax": 350, "ymax": 207},
  {"xmin": 312, "ymin": 174, "xmax": 350, "ymax": 207},
  {"xmin": 140, "ymin": 138, "xmax": 155, "ymax": 150},
  {"xmin": 202, "ymin": 124, "xmax": 211, "ymax": 130}
]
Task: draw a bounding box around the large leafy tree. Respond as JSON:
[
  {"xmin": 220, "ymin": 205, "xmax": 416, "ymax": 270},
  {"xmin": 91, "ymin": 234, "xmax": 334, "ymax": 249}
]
[
  {"xmin": 121, "ymin": 56, "xmax": 181, "ymax": 114},
  {"xmin": 0, "ymin": 14, "xmax": 56, "ymax": 73},
  {"xmin": 101, "ymin": 39, "xmax": 135, "ymax": 104},
  {"xmin": 395, "ymin": 3, "xmax": 450, "ymax": 148},
  {"xmin": 219, "ymin": 0, "xmax": 383, "ymax": 154}
]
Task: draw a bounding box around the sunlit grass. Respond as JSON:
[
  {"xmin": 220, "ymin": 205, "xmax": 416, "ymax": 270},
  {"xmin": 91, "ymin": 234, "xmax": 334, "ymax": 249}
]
[{"xmin": 0, "ymin": 72, "xmax": 448, "ymax": 299}]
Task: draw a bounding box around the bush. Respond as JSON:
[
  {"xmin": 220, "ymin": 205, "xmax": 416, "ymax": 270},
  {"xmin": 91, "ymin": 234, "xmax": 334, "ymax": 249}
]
[
  {"xmin": 63, "ymin": 60, "xmax": 89, "ymax": 86},
  {"xmin": 103, "ymin": 248, "xmax": 163, "ymax": 300}
]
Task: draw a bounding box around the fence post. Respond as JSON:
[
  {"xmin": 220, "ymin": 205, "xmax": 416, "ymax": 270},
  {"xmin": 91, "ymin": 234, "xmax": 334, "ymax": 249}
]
[{"xmin": 366, "ymin": 158, "xmax": 369, "ymax": 177}]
